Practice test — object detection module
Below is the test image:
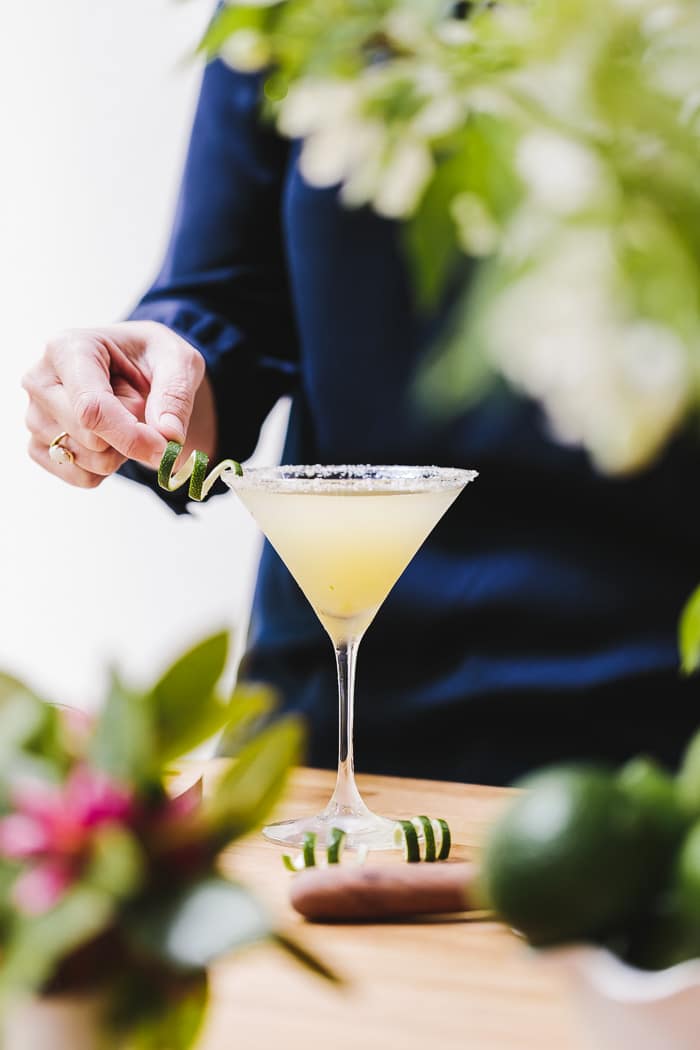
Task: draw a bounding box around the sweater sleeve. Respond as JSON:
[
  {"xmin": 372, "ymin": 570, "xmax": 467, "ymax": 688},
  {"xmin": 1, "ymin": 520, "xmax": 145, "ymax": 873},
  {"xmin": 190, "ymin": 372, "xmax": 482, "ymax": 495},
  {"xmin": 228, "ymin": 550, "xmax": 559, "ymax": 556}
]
[{"xmin": 119, "ymin": 59, "xmax": 299, "ymax": 511}]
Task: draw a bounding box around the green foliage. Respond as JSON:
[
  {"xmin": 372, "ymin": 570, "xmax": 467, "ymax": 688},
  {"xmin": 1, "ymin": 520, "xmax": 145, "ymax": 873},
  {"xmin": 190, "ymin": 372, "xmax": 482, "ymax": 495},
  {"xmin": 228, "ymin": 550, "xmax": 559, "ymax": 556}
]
[
  {"xmin": 197, "ymin": 3, "xmax": 281, "ymax": 60},
  {"xmin": 125, "ymin": 878, "xmax": 269, "ymax": 972},
  {"xmin": 90, "ymin": 632, "xmax": 252, "ymax": 781},
  {"xmin": 215, "ymin": 682, "xmax": 278, "ymax": 755},
  {"xmin": 127, "ymin": 977, "xmax": 208, "ymax": 1050},
  {"xmin": 273, "ymin": 933, "xmax": 343, "ymax": 984},
  {"xmin": 416, "ymin": 261, "xmax": 499, "ymax": 415},
  {"xmin": 209, "ymin": 715, "xmax": 305, "ymax": 841},
  {"xmin": 86, "ymin": 826, "xmax": 145, "ymax": 900},
  {"xmin": 0, "ymin": 674, "xmax": 65, "ymax": 788},
  {"xmin": 404, "ymin": 149, "xmax": 464, "ymax": 311},
  {"xmin": 677, "ymin": 729, "xmax": 700, "ymax": 818},
  {"xmin": 147, "ymin": 631, "xmax": 229, "ymax": 763},
  {"xmin": 208, "ymin": 0, "xmax": 700, "ymax": 474},
  {"xmin": 680, "ymin": 585, "xmax": 700, "ymax": 675},
  {"xmin": 0, "ymin": 865, "xmax": 17, "ymax": 932},
  {"xmin": 0, "ymin": 631, "xmax": 319, "ymax": 1045},
  {"xmin": 0, "ymin": 887, "xmax": 114, "ymax": 1001},
  {"xmin": 91, "ymin": 672, "xmax": 156, "ymax": 786},
  {"xmin": 406, "ymin": 117, "xmax": 519, "ymax": 309}
]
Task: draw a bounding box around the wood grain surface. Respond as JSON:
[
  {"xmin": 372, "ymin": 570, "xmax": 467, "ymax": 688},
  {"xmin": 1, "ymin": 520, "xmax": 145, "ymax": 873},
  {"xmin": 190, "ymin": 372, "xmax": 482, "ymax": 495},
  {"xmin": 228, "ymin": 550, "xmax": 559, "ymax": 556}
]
[{"xmin": 170, "ymin": 764, "xmax": 587, "ymax": 1050}]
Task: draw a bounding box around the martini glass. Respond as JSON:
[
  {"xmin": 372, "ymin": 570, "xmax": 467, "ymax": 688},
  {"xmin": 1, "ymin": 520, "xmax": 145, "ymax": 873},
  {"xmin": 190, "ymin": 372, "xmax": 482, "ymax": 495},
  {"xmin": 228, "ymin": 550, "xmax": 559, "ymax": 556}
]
[{"xmin": 225, "ymin": 465, "xmax": 476, "ymax": 849}]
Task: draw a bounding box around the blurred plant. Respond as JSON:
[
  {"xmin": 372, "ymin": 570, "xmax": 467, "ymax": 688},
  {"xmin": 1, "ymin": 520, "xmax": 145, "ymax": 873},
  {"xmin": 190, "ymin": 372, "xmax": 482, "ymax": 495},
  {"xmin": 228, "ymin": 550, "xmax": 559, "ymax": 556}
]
[
  {"xmin": 200, "ymin": 0, "xmax": 700, "ymax": 473},
  {"xmin": 0, "ymin": 634, "xmax": 327, "ymax": 1049}
]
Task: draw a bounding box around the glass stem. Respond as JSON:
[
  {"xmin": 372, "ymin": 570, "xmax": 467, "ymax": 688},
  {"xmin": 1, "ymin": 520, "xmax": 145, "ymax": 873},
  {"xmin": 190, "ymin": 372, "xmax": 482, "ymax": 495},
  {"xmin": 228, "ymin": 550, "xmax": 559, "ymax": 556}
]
[{"xmin": 328, "ymin": 637, "xmax": 367, "ymax": 814}]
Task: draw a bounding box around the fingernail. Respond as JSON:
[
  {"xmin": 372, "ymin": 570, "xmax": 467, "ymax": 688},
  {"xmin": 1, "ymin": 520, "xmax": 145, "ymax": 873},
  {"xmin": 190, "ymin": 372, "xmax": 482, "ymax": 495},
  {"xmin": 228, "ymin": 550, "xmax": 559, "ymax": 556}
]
[{"xmin": 159, "ymin": 413, "xmax": 185, "ymax": 441}]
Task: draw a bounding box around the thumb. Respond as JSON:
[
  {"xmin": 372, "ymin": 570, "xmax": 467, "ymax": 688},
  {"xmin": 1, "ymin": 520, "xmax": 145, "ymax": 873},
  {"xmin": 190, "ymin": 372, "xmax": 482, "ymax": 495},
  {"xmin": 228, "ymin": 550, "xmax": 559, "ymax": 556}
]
[{"xmin": 144, "ymin": 340, "xmax": 203, "ymax": 444}]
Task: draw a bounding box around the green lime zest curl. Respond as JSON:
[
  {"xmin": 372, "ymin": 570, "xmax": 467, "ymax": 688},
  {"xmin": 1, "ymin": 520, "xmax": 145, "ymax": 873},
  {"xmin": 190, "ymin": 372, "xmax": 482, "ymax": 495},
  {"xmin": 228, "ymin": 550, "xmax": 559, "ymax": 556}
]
[
  {"xmin": 157, "ymin": 441, "xmax": 242, "ymax": 501},
  {"xmin": 326, "ymin": 827, "xmax": 346, "ymax": 864},
  {"xmin": 416, "ymin": 815, "xmax": 437, "ymax": 862},
  {"xmin": 393, "ymin": 816, "xmax": 452, "ymax": 862}
]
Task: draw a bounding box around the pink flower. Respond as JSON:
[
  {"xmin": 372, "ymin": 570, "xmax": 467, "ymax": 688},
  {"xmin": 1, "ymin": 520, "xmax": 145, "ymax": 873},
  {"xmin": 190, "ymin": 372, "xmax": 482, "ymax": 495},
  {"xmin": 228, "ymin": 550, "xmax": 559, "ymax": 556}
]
[
  {"xmin": 0, "ymin": 814, "xmax": 52, "ymax": 859},
  {"xmin": 63, "ymin": 765, "xmax": 134, "ymax": 829},
  {"xmin": 12, "ymin": 861, "xmax": 74, "ymax": 916},
  {"xmin": 0, "ymin": 765, "xmax": 135, "ymax": 915}
]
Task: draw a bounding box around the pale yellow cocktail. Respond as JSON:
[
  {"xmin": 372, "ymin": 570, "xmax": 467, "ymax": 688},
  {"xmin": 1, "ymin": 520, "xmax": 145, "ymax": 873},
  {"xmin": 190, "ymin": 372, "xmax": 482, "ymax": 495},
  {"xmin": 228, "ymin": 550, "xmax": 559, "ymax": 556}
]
[
  {"xmin": 239, "ymin": 485, "xmax": 462, "ymax": 645},
  {"xmin": 226, "ymin": 465, "xmax": 477, "ymax": 849}
]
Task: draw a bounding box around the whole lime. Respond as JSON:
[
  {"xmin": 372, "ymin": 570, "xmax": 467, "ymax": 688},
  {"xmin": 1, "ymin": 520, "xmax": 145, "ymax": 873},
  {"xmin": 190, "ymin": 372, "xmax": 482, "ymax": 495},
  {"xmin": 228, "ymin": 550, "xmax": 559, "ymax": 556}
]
[
  {"xmin": 675, "ymin": 821, "xmax": 700, "ymax": 922},
  {"xmin": 480, "ymin": 765, "xmax": 666, "ymax": 946},
  {"xmin": 617, "ymin": 756, "xmax": 688, "ymax": 850},
  {"xmin": 623, "ymin": 899, "xmax": 700, "ymax": 971},
  {"xmin": 676, "ymin": 730, "xmax": 700, "ymax": 818}
]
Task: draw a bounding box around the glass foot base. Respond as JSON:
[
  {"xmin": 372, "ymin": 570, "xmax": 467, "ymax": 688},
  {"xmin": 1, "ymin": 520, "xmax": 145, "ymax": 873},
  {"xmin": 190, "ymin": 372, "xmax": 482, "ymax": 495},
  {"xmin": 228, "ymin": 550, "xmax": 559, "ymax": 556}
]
[{"xmin": 263, "ymin": 809, "xmax": 398, "ymax": 851}]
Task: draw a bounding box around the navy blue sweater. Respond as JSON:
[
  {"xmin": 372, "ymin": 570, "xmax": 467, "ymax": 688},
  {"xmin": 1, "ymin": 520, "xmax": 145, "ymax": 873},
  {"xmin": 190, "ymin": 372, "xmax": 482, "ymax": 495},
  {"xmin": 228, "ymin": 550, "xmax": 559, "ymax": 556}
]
[{"xmin": 122, "ymin": 60, "xmax": 700, "ymax": 784}]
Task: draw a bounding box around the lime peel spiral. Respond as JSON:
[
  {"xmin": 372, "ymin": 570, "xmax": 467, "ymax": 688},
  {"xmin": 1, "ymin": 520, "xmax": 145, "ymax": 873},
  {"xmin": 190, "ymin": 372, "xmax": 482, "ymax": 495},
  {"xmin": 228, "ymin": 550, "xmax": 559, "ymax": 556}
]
[{"xmin": 157, "ymin": 441, "xmax": 242, "ymax": 502}]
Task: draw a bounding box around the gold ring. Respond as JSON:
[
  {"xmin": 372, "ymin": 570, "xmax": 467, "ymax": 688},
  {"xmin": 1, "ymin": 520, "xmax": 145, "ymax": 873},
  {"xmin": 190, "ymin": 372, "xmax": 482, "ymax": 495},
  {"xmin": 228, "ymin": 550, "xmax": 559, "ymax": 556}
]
[{"xmin": 49, "ymin": 431, "xmax": 75, "ymax": 467}]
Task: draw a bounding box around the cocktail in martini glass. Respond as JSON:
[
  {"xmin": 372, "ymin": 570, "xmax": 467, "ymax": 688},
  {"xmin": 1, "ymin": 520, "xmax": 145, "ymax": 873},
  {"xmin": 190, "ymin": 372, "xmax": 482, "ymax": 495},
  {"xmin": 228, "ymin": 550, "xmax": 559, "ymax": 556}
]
[{"xmin": 225, "ymin": 465, "xmax": 476, "ymax": 849}]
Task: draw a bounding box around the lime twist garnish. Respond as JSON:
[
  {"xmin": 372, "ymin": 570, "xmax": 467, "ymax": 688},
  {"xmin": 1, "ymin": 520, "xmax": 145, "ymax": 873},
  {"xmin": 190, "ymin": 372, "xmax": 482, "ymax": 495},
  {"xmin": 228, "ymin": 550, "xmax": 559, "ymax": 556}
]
[
  {"xmin": 435, "ymin": 818, "xmax": 451, "ymax": 861},
  {"xmin": 397, "ymin": 819, "xmax": 421, "ymax": 863},
  {"xmin": 416, "ymin": 816, "xmax": 437, "ymax": 862},
  {"xmin": 302, "ymin": 832, "xmax": 317, "ymax": 868},
  {"xmin": 281, "ymin": 828, "xmax": 355, "ymax": 871},
  {"xmin": 394, "ymin": 816, "xmax": 452, "ymax": 862},
  {"xmin": 157, "ymin": 441, "xmax": 242, "ymax": 502},
  {"xmin": 326, "ymin": 827, "xmax": 346, "ymax": 864},
  {"xmin": 280, "ymin": 819, "xmax": 450, "ymax": 871}
]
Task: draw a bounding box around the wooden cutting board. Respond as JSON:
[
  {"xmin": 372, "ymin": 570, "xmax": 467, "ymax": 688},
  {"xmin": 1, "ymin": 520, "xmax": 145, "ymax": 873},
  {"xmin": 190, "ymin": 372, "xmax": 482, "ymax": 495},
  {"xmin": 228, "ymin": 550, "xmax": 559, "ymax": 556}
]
[{"xmin": 170, "ymin": 763, "xmax": 586, "ymax": 1050}]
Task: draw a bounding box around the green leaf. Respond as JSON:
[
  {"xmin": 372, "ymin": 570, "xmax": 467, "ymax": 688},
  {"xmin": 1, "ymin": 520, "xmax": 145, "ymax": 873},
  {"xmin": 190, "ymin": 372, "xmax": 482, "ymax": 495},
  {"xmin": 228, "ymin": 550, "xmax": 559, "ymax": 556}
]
[
  {"xmin": 405, "ymin": 150, "xmax": 469, "ymax": 310},
  {"xmin": 0, "ymin": 677, "xmax": 65, "ymax": 788},
  {"xmin": 217, "ymin": 682, "xmax": 278, "ymax": 756},
  {"xmin": 405, "ymin": 117, "xmax": 520, "ymax": 311},
  {"xmin": 0, "ymin": 675, "xmax": 51, "ymax": 752},
  {"xmin": 86, "ymin": 826, "xmax": 145, "ymax": 900},
  {"xmin": 126, "ymin": 878, "xmax": 269, "ymax": 972},
  {"xmin": 677, "ymin": 730, "xmax": 700, "ymax": 818},
  {"xmin": 90, "ymin": 671, "xmax": 155, "ymax": 785},
  {"xmin": 209, "ymin": 715, "xmax": 304, "ymax": 841},
  {"xmin": 416, "ymin": 269, "xmax": 497, "ymax": 418},
  {"xmin": 123, "ymin": 976, "xmax": 208, "ymax": 1050},
  {"xmin": 0, "ymin": 671, "xmax": 34, "ymax": 704},
  {"xmin": 148, "ymin": 632, "xmax": 230, "ymax": 763},
  {"xmin": 109, "ymin": 962, "xmax": 207, "ymax": 1049},
  {"xmin": 0, "ymin": 864, "xmax": 17, "ymax": 931},
  {"xmin": 197, "ymin": 4, "xmax": 280, "ymax": 59},
  {"xmin": 680, "ymin": 584, "xmax": 700, "ymax": 674},
  {"xmin": 272, "ymin": 933, "xmax": 341, "ymax": 984},
  {"xmin": 0, "ymin": 887, "xmax": 113, "ymax": 999}
]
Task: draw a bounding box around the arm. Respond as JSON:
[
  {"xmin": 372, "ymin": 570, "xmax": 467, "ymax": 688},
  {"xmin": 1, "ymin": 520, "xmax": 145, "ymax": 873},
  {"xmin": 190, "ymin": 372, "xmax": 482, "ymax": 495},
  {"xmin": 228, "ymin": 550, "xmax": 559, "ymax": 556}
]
[
  {"xmin": 127, "ymin": 59, "xmax": 299, "ymax": 473},
  {"xmin": 23, "ymin": 60, "xmax": 298, "ymax": 510}
]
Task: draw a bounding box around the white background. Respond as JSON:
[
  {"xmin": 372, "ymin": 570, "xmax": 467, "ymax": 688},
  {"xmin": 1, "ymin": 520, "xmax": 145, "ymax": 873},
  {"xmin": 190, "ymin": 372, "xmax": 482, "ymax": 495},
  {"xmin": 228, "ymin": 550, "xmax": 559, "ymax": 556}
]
[{"xmin": 0, "ymin": 2, "xmax": 286, "ymax": 708}]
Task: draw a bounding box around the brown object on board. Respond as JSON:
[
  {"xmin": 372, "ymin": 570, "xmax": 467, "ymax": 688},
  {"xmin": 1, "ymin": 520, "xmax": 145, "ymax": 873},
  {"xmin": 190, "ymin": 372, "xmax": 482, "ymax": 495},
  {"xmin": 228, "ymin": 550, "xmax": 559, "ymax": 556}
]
[{"xmin": 290, "ymin": 861, "xmax": 477, "ymax": 921}]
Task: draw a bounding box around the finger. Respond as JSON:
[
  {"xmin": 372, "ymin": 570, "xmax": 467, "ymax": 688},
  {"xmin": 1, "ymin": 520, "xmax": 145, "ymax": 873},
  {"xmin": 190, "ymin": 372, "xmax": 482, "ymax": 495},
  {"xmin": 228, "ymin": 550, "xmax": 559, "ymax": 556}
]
[
  {"xmin": 23, "ymin": 371, "xmax": 111, "ymax": 453},
  {"xmin": 144, "ymin": 340, "xmax": 204, "ymax": 443},
  {"xmin": 112, "ymin": 375, "xmax": 147, "ymax": 422},
  {"xmin": 25, "ymin": 403, "xmax": 126, "ymax": 477},
  {"xmin": 28, "ymin": 436, "xmax": 105, "ymax": 490},
  {"xmin": 51, "ymin": 340, "xmax": 166, "ymax": 466}
]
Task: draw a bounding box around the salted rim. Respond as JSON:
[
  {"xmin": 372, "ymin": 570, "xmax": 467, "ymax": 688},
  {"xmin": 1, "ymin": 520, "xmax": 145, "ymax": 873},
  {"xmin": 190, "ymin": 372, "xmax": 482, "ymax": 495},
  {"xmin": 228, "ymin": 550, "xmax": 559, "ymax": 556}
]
[{"xmin": 223, "ymin": 464, "xmax": 478, "ymax": 494}]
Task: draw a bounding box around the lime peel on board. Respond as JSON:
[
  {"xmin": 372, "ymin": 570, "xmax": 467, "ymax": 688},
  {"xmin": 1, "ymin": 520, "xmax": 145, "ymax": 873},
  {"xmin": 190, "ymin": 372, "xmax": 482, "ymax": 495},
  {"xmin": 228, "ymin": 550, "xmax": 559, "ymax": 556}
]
[
  {"xmin": 282, "ymin": 829, "xmax": 361, "ymax": 871},
  {"xmin": 281, "ymin": 817, "xmax": 451, "ymax": 870},
  {"xmin": 302, "ymin": 832, "xmax": 317, "ymax": 868},
  {"xmin": 394, "ymin": 817, "xmax": 452, "ymax": 862},
  {"xmin": 158, "ymin": 441, "xmax": 242, "ymax": 501},
  {"xmin": 327, "ymin": 827, "xmax": 347, "ymax": 864}
]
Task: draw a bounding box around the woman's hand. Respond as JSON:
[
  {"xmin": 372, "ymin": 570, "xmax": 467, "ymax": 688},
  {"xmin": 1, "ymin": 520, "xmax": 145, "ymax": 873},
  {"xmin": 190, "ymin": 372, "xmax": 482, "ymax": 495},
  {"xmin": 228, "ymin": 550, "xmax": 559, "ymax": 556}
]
[{"xmin": 22, "ymin": 321, "xmax": 217, "ymax": 489}]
